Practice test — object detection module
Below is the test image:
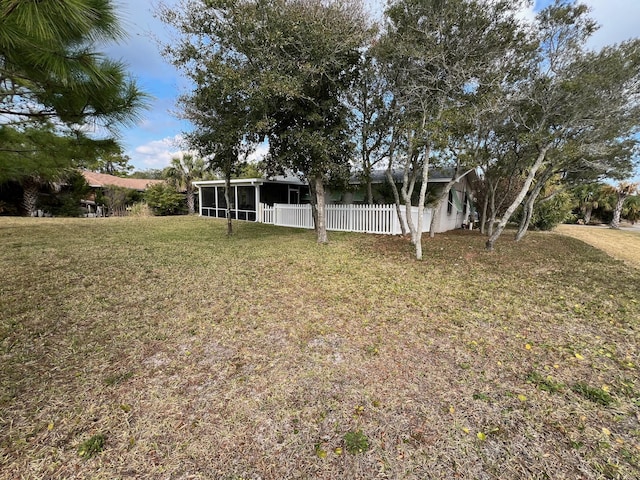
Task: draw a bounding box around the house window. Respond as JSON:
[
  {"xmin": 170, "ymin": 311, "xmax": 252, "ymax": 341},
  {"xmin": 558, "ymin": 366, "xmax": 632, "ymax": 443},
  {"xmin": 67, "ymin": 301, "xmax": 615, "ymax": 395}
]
[
  {"xmin": 202, "ymin": 187, "xmax": 215, "ymax": 208},
  {"xmin": 463, "ymin": 193, "xmax": 468, "ymax": 215},
  {"xmin": 237, "ymin": 186, "xmax": 256, "ymax": 210},
  {"xmin": 447, "ymin": 190, "xmax": 453, "ymax": 215}
]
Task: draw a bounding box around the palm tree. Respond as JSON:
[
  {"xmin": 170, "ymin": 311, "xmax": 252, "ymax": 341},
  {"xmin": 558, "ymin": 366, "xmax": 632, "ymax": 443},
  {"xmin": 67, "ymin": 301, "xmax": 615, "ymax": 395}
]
[
  {"xmin": 163, "ymin": 154, "xmax": 208, "ymax": 214},
  {"xmin": 622, "ymin": 195, "xmax": 640, "ymax": 225},
  {"xmin": 608, "ymin": 182, "xmax": 639, "ymax": 229},
  {"xmin": 573, "ymin": 183, "xmax": 603, "ymax": 225}
]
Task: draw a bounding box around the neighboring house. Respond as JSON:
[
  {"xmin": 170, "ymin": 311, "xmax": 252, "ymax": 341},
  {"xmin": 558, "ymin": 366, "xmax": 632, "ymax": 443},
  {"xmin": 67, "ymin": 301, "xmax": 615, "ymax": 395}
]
[
  {"xmin": 193, "ymin": 169, "xmax": 474, "ymax": 234},
  {"xmin": 81, "ymin": 170, "xmax": 164, "ymax": 216},
  {"xmin": 81, "ymin": 170, "xmax": 164, "ymax": 192}
]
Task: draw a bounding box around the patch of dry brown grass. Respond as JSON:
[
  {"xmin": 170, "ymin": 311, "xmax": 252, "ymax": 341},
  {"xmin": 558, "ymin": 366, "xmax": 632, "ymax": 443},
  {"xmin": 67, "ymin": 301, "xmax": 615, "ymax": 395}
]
[
  {"xmin": 555, "ymin": 224, "xmax": 640, "ymax": 267},
  {"xmin": 1, "ymin": 216, "xmax": 639, "ymax": 479}
]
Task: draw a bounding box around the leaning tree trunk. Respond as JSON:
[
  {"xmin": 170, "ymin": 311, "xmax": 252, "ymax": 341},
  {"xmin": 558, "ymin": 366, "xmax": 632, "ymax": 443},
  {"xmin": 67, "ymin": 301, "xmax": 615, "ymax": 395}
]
[
  {"xmin": 516, "ymin": 167, "xmax": 554, "ymax": 241},
  {"xmin": 429, "ymin": 193, "xmax": 443, "ymax": 238},
  {"xmin": 224, "ymin": 172, "xmax": 232, "ymax": 236},
  {"xmin": 487, "ymin": 182, "xmax": 499, "ymax": 237},
  {"xmin": 386, "ymin": 167, "xmax": 407, "ymax": 236},
  {"xmin": 610, "ymin": 195, "xmax": 625, "ymax": 229},
  {"xmin": 515, "ymin": 195, "xmax": 535, "ymax": 241},
  {"xmin": 515, "ymin": 183, "xmax": 543, "ymax": 241},
  {"xmin": 486, "ymin": 146, "xmax": 549, "ymax": 251},
  {"xmin": 313, "ymin": 176, "xmax": 328, "ymax": 244},
  {"xmin": 385, "ymin": 137, "xmax": 407, "ymax": 236},
  {"xmin": 21, "ymin": 177, "xmax": 40, "ymax": 217}
]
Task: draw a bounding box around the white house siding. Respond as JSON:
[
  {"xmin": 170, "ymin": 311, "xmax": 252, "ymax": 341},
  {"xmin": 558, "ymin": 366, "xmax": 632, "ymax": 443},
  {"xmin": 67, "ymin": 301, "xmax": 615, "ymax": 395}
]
[{"xmin": 433, "ymin": 188, "xmax": 468, "ymax": 233}]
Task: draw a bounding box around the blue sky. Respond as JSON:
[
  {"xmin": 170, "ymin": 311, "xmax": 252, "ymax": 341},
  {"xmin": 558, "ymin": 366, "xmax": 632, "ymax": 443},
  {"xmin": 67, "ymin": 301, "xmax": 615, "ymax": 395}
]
[{"xmin": 106, "ymin": 0, "xmax": 640, "ymax": 176}]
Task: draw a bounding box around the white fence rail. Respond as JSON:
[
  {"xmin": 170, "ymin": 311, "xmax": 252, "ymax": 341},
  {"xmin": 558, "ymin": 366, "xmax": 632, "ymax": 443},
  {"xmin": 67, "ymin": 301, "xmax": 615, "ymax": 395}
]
[{"xmin": 258, "ymin": 203, "xmax": 432, "ymax": 235}]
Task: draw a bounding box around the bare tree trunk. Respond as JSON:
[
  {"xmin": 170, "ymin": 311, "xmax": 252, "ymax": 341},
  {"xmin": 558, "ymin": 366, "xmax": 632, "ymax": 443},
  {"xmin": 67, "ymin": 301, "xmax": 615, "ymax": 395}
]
[
  {"xmin": 21, "ymin": 177, "xmax": 40, "ymax": 217},
  {"xmin": 386, "ymin": 167, "xmax": 407, "ymax": 235},
  {"xmin": 610, "ymin": 194, "xmax": 625, "ymax": 229},
  {"xmin": 515, "ymin": 190, "xmax": 537, "ymax": 241},
  {"xmin": 486, "ymin": 146, "xmax": 549, "ymax": 251},
  {"xmin": 480, "ymin": 190, "xmax": 489, "ymax": 235},
  {"xmin": 308, "ymin": 177, "xmax": 318, "ymax": 232},
  {"xmin": 402, "ymin": 170, "xmax": 417, "ymax": 244},
  {"xmin": 487, "ymin": 181, "xmax": 498, "ymax": 236},
  {"xmin": 385, "ymin": 137, "xmax": 407, "ymax": 236},
  {"xmin": 186, "ymin": 185, "xmax": 195, "ymax": 214},
  {"xmin": 366, "ymin": 178, "xmax": 373, "ymax": 205},
  {"xmin": 224, "ymin": 172, "xmax": 232, "ymax": 236},
  {"xmin": 400, "ymin": 144, "xmax": 419, "ymax": 244},
  {"xmin": 429, "ymin": 199, "xmax": 440, "ymax": 238},
  {"xmin": 516, "ymin": 167, "xmax": 555, "ymax": 241},
  {"xmin": 584, "ymin": 205, "xmax": 593, "ymax": 225},
  {"xmin": 488, "ymin": 212, "xmax": 497, "ymax": 236},
  {"xmin": 515, "ymin": 183, "xmax": 542, "ymax": 241},
  {"xmin": 415, "ymin": 148, "xmax": 431, "ymax": 260},
  {"xmin": 314, "ymin": 176, "xmax": 328, "ymax": 243}
]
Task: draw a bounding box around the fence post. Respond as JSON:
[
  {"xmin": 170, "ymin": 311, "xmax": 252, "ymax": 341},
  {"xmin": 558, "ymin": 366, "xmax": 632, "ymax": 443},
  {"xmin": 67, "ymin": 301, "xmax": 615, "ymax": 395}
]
[{"xmin": 392, "ymin": 205, "xmax": 399, "ymax": 235}]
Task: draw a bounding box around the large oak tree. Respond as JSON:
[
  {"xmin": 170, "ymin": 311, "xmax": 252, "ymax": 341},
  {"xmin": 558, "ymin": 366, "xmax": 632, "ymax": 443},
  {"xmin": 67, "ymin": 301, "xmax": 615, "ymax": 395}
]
[{"xmin": 160, "ymin": 0, "xmax": 371, "ymax": 243}]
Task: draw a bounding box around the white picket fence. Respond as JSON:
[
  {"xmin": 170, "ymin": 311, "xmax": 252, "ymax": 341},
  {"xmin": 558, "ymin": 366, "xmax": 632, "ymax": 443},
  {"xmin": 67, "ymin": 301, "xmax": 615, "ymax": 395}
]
[{"xmin": 258, "ymin": 203, "xmax": 432, "ymax": 235}]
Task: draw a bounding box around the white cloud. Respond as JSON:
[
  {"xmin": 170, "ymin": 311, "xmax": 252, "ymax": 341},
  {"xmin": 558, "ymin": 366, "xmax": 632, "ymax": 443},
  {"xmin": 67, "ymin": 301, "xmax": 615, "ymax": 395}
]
[
  {"xmin": 129, "ymin": 135, "xmax": 185, "ymax": 170},
  {"xmin": 516, "ymin": 1, "xmax": 537, "ymax": 26},
  {"xmin": 247, "ymin": 142, "xmax": 269, "ymax": 163},
  {"xmin": 583, "ymin": 0, "xmax": 640, "ymax": 49}
]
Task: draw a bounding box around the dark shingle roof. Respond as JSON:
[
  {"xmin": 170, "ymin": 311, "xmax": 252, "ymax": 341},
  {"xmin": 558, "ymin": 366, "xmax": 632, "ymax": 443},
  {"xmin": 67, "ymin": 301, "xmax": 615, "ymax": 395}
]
[{"xmin": 350, "ymin": 167, "xmax": 457, "ymax": 184}]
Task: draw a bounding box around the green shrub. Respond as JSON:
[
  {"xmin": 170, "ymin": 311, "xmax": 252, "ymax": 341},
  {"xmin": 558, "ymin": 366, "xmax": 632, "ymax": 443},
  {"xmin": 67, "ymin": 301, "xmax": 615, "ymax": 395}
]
[
  {"xmin": 532, "ymin": 192, "xmax": 575, "ymax": 230},
  {"xmin": 144, "ymin": 183, "xmax": 187, "ymax": 216}
]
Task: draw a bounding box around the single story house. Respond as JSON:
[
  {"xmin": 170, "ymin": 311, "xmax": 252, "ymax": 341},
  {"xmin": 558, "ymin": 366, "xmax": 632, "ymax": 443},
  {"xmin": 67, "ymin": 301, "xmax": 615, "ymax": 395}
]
[
  {"xmin": 81, "ymin": 170, "xmax": 165, "ymax": 216},
  {"xmin": 193, "ymin": 168, "xmax": 474, "ymax": 234},
  {"xmin": 81, "ymin": 170, "xmax": 164, "ymax": 192}
]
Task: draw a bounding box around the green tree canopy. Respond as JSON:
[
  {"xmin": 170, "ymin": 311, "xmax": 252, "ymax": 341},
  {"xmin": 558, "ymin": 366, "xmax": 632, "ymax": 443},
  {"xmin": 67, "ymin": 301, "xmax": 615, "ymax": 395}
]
[
  {"xmin": 160, "ymin": 0, "xmax": 372, "ymax": 242},
  {"xmin": 1, "ymin": 0, "xmax": 147, "ymax": 131}
]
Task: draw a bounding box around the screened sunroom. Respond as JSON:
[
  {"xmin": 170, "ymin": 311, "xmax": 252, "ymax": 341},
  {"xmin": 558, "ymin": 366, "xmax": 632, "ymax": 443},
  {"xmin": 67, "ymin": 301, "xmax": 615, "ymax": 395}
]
[{"xmin": 193, "ymin": 177, "xmax": 309, "ymax": 221}]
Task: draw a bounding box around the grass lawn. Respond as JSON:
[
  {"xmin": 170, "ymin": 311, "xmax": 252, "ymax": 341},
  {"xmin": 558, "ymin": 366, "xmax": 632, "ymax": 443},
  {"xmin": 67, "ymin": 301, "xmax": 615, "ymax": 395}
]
[
  {"xmin": 1, "ymin": 216, "xmax": 639, "ymax": 479},
  {"xmin": 555, "ymin": 224, "xmax": 640, "ymax": 268}
]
